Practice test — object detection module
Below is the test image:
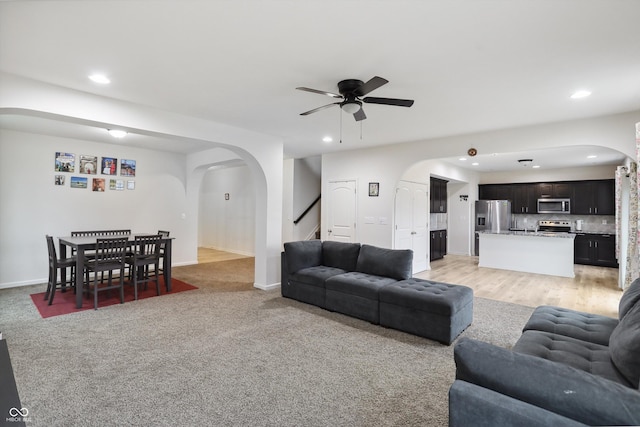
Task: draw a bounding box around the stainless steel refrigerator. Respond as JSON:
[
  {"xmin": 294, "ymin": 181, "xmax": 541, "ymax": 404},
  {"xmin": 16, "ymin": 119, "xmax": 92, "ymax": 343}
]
[{"xmin": 475, "ymin": 200, "xmax": 512, "ymax": 255}]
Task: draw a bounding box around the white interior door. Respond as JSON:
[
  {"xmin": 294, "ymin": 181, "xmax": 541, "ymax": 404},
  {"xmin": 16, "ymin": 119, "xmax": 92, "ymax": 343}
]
[
  {"xmin": 395, "ymin": 181, "xmax": 428, "ymax": 273},
  {"xmin": 412, "ymin": 184, "xmax": 428, "ymax": 273},
  {"xmin": 395, "ymin": 184, "xmax": 413, "ymax": 250},
  {"xmin": 327, "ymin": 180, "xmax": 356, "ymax": 242}
]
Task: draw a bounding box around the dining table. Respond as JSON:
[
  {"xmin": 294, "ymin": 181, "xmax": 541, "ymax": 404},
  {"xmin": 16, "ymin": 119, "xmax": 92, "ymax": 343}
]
[{"xmin": 58, "ymin": 233, "xmax": 173, "ymax": 309}]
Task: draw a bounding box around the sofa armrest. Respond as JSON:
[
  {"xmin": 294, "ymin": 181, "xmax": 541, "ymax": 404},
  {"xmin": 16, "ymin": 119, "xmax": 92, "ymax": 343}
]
[
  {"xmin": 449, "ymin": 380, "xmax": 586, "ymax": 427},
  {"xmin": 454, "ymin": 338, "xmax": 640, "ymax": 426}
]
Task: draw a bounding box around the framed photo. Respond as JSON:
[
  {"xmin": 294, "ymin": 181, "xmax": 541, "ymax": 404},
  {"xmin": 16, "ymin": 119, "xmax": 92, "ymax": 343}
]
[
  {"xmin": 79, "ymin": 155, "xmax": 98, "ymax": 174},
  {"xmin": 70, "ymin": 176, "xmax": 88, "ymax": 189},
  {"xmin": 92, "ymin": 178, "xmax": 105, "ymax": 192},
  {"xmin": 127, "ymin": 180, "xmax": 135, "ymax": 190},
  {"xmin": 54, "ymin": 175, "xmax": 65, "ymax": 185},
  {"xmin": 101, "ymin": 157, "xmax": 118, "ymax": 175},
  {"xmin": 369, "ymin": 182, "xmax": 379, "ymax": 197},
  {"xmin": 55, "ymin": 152, "xmax": 75, "ymax": 172},
  {"xmin": 110, "ymin": 179, "xmax": 125, "ymax": 191},
  {"xmin": 120, "ymin": 159, "xmax": 136, "ymax": 177}
]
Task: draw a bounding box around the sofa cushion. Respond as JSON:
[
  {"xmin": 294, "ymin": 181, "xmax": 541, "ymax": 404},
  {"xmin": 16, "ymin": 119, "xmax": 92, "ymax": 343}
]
[
  {"xmin": 522, "ymin": 306, "xmax": 617, "ymax": 346},
  {"xmin": 322, "ymin": 241, "xmax": 361, "ymax": 271},
  {"xmin": 513, "ymin": 330, "xmax": 629, "ymax": 386},
  {"xmin": 325, "ymin": 272, "xmax": 397, "ymax": 299},
  {"xmin": 609, "ymin": 301, "xmax": 640, "ymax": 388},
  {"xmin": 290, "ymin": 266, "xmax": 346, "ymax": 288},
  {"xmin": 379, "ymin": 278, "xmax": 474, "ymax": 316},
  {"xmin": 355, "ymin": 244, "xmax": 413, "ymax": 281},
  {"xmin": 284, "ymin": 240, "xmax": 322, "ymax": 274},
  {"xmin": 619, "ymin": 277, "xmax": 640, "ymax": 320}
]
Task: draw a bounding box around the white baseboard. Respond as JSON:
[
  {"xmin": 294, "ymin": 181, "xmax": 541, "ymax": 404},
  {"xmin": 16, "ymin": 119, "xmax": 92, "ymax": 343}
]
[{"xmin": 254, "ymin": 282, "xmax": 280, "ymax": 291}]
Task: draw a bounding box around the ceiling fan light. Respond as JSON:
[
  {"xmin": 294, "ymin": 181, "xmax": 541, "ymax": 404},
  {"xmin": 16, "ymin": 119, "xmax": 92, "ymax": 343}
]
[{"xmin": 341, "ymin": 101, "xmax": 361, "ymax": 114}]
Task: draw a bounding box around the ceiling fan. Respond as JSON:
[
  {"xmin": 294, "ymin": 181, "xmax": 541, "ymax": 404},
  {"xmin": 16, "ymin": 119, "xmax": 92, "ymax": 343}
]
[{"xmin": 296, "ymin": 76, "xmax": 414, "ymax": 121}]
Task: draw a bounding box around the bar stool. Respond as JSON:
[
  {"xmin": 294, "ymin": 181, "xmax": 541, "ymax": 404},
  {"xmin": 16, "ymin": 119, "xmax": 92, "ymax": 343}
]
[{"xmin": 45, "ymin": 235, "xmax": 76, "ymax": 305}]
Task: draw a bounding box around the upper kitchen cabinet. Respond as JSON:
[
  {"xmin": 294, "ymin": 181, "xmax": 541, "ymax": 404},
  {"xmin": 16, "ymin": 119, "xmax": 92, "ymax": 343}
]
[
  {"xmin": 478, "ymin": 183, "xmax": 511, "ymax": 201},
  {"xmin": 537, "ymin": 182, "xmax": 572, "ymax": 199},
  {"xmin": 511, "ymin": 184, "xmax": 537, "ymax": 214},
  {"xmin": 430, "ymin": 178, "xmax": 448, "ymax": 213},
  {"xmin": 572, "ymin": 180, "xmax": 615, "ymax": 215}
]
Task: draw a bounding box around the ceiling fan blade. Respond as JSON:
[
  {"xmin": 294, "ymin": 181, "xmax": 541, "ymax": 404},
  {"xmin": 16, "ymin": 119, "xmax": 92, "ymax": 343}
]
[
  {"xmin": 363, "ymin": 97, "xmax": 414, "ymax": 107},
  {"xmin": 354, "ymin": 108, "xmax": 367, "ymax": 121},
  {"xmin": 355, "ymin": 76, "xmax": 389, "ymax": 96},
  {"xmin": 296, "ymin": 87, "xmax": 342, "ymax": 99},
  {"xmin": 300, "ymin": 102, "xmax": 340, "ymax": 116}
]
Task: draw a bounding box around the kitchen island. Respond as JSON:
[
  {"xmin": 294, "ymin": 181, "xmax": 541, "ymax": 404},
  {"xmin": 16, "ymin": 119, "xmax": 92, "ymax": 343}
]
[{"xmin": 478, "ymin": 231, "xmax": 576, "ymax": 278}]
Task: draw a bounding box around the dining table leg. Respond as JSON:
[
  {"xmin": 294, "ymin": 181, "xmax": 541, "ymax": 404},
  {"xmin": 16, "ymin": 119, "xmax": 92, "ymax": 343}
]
[
  {"xmin": 75, "ymin": 247, "xmax": 85, "ymax": 309},
  {"xmin": 164, "ymin": 239, "xmax": 172, "ymax": 292}
]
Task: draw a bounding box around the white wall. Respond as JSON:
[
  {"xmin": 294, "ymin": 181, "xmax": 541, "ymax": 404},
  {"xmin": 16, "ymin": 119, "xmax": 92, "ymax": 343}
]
[
  {"xmin": 0, "ymin": 128, "xmax": 189, "ymax": 288},
  {"xmin": 480, "ymin": 164, "xmax": 616, "ymax": 184},
  {"xmin": 199, "ymin": 164, "xmax": 255, "ymax": 255}
]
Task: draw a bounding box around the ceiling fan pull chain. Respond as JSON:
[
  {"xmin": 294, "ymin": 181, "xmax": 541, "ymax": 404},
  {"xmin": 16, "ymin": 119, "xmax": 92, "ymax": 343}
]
[{"xmin": 360, "ymin": 121, "xmax": 363, "ymax": 140}]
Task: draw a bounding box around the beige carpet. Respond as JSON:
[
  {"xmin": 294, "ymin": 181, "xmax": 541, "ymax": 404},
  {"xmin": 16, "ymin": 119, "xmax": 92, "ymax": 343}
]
[{"xmin": 0, "ymin": 258, "xmax": 533, "ymax": 426}]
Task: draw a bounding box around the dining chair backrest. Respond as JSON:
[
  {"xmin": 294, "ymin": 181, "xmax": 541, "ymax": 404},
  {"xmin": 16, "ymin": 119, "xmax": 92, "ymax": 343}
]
[
  {"xmin": 46, "ymin": 235, "xmax": 57, "ymax": 266},
  {"xmin": 134, "ymin": 235, "xmax": 162, "ymax": 257},
  {"xmin": 158, "ymin": 230, "xmax": 170, "ymax": 238},
  {"xmin": 94, "ymin": 237, "xmax": 129, "ymax": 264}
]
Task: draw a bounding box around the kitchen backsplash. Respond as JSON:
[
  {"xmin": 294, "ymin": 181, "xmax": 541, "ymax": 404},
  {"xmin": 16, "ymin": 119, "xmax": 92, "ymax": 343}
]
[
  {"xmin": 430, "ymin": 213, "xmax": 448, "ymax": 230},
  {"xmin": 512, "ymin": 214, "xmax": 616, "ymax": 234}
]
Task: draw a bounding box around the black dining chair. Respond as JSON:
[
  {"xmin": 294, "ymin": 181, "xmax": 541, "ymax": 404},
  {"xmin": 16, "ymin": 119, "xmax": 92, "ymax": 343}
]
[
  {"xmin": 83, "ymin": 237, "xmax": 128, "ymax": 310},
  {"xmin": 126, "ymin": 235, "xmax": 162, "ymax": 301},
  {"xmin": 45, "ymin": 235, "xmax": 76, "ymax": 305},
  {"xmin": 157, "ymin": 230, "xmax": 170, "ymax": 276}
]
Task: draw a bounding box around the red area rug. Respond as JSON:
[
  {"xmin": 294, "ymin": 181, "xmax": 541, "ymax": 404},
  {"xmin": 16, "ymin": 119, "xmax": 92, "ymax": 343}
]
[{"xmin": 30, "ymin": 278, "xmax": 197, "ymax": 318}]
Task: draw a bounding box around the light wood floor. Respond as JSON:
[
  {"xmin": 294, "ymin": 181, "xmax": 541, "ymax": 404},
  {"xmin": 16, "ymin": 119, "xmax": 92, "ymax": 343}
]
[
  {"xmin": 415, "ymin": 255, "xmax": 622, "ymax": 317},
  {"xmin": 198, "ymin": 248, "xmax": 622, "ymax": 318},
  {"xmin": 198, "ymin": 247, "xmax": 251, "ymax": 263}
]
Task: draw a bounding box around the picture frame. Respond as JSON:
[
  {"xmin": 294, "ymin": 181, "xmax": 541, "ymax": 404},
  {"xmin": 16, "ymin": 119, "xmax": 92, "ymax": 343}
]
[
  {"xmin": 70, "ymin": 176, "xmax": 88, "ymax": 189},
  {"xmin": 120, "ymin": 159, "xmax": 136, "ymax": 177},
  {"xmin": 368, "ymin": 182, "xmax": 379, "ymax": 197},
  {"xmin": 79, "ymin": 155, "xmax": 98, "ymax": 174},
  {"xmin": 55, "ymin": 152, "xmax": 75, "ymax": 172},
  {"xmin": 101, "ymin": 157, "xmax": 118, "ymax": 175}
]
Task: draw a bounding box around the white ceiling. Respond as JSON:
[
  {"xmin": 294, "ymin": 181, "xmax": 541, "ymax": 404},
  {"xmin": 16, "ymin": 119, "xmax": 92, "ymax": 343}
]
[{"xmin": 1, "ymin": 1, "xmax": 639, "ymax": 171}]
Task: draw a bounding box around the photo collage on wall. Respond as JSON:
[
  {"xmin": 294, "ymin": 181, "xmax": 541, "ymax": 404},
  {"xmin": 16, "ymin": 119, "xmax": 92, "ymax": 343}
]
[{"xmin": 55, "ymin": 152, "xmax": 136, "ymax": 192}]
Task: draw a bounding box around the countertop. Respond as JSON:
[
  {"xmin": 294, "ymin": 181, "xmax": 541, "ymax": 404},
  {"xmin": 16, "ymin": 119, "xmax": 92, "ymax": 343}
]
[{"xmin": 477, "ymin": 230, "xmax": 576, "ymax": 239}]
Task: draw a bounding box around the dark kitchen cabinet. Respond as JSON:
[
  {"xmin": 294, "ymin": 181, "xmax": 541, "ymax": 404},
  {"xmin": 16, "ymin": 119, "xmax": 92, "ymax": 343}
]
[
  {"xmin": 572, "ymin": 180, "xmax": 614, "ymax": 215},
  {"xmin": 537, "ymin": 182, "xmax": 572, "ymax": 199},
  {"xmin": 511, "ymin": 184, "xmax": 537, "ymax": 213},
  {"xmin": 574, "ymin": 233, "xmax": 618, "ymax": 267},
  {"xmin": 430, "ymin": 178, "xmax": 448, "ymax": 213},
  {"xmin": 430, "ymin": 230, "xmax": 447, "ymax": 261},
  {"xmin": 479, "ymin": 184, "xmax": 511, "ymax": 201}
]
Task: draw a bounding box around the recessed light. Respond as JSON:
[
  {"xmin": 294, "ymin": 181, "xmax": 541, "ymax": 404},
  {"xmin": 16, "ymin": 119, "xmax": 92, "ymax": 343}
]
[
  {"xmin": 322, "ymin": 136, "xmax": 333, "ymax": 143},
  {"xmin": 587, "ymin": 155, "xmax": 597, "ymax": 159},
  {"xmin": 89, "ymin": 74, "xmax": 111, "ymax": 84},
  {"xmin": 532, "ymin": 165, "xmax": 541, "ymax": 169},
  {"xmin": 471, "ymin": 162, "xmax": 479, "ymax": 166},
  {"xmin": 107, "ymin": 129, "xmax": 127, "ymax": 138},
  {"xmin": 570, "ymin": 90, "xmax": 591, "ymax": 99},
  {"xmin": 459, "ymin": 157, "xmax": 467, "ymax": 161}
]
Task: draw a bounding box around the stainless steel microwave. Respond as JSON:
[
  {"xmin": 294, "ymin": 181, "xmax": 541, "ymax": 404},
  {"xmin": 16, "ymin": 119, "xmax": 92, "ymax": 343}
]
[{"xmin": 537, "ymin": 198, "xmax": 570, "ymax": 214}]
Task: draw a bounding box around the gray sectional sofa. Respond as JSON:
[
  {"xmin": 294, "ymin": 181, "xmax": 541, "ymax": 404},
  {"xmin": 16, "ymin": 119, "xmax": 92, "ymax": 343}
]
[
  {"xmin": 449, "ymin": 278, "xmax": 640, "ymax": 426},
  {"xmin": 281, "ymin": 240, "xmax": 474, "ymax": 344}
]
